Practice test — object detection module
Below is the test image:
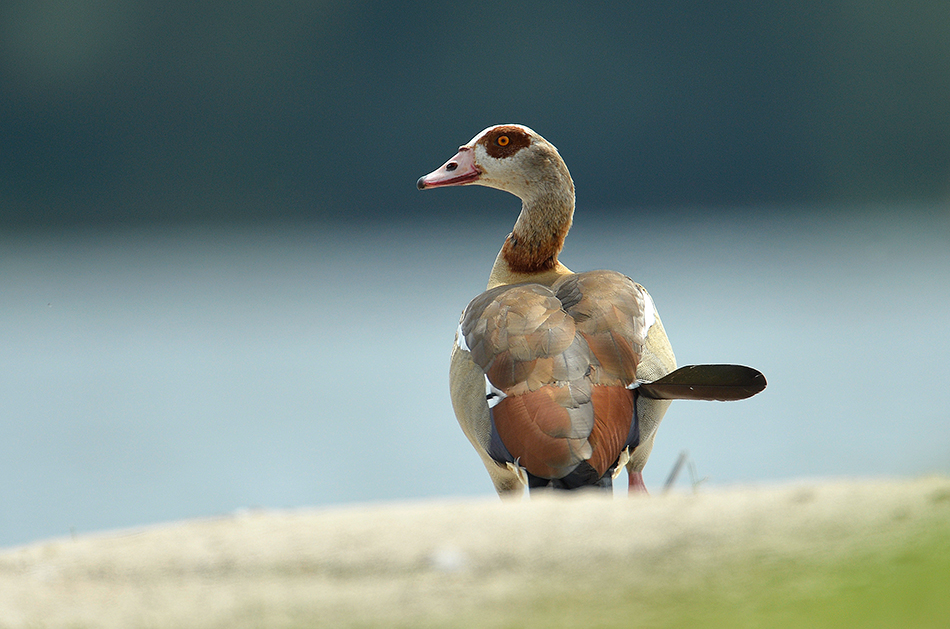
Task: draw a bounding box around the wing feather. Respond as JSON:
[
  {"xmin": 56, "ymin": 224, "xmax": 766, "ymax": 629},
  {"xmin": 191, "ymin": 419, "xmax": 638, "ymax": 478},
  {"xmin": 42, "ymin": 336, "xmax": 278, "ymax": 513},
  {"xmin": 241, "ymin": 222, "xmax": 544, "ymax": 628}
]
[{"xmin": 458, "ymin": 271, "xmax": 651, "ymax": 483}]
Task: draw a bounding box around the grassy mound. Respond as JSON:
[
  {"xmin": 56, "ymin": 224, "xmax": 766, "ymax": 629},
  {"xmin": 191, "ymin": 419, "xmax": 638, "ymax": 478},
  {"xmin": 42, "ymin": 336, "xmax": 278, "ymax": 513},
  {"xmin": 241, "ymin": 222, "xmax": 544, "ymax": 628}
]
[{"xmin": 2, "ymin": 477, "xmax": 948, "ymax": 628}]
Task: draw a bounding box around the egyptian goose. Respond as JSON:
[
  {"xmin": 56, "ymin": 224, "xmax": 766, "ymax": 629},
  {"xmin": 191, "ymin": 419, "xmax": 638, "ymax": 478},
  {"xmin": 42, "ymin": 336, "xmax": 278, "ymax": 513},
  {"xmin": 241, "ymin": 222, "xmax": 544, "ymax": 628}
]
[{"xmin": 418, "ymin": 124, "xmax": 765, "ymax": 496}]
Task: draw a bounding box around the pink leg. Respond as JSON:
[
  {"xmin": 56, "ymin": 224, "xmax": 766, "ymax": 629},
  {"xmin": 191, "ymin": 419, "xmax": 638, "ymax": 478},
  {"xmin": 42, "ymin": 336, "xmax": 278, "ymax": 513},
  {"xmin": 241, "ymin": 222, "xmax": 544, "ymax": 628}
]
[{"xmin": 628, "ymin": 470, "xmax": 649, "ymax": 495}]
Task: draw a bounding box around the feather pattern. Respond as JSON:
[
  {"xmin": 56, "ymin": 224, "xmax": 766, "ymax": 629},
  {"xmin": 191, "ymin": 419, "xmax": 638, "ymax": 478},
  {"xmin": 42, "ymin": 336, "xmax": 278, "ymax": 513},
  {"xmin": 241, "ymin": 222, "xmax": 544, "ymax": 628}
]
[{"xmin": 458, "ymin": 270, "xmax": 654, "ymax": 481}]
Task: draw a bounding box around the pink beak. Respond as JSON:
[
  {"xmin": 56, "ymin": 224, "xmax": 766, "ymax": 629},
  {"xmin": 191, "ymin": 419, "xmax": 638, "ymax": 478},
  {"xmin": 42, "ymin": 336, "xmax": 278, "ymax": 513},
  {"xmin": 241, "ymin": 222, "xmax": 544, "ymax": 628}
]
[{"xmin": 417, "ymin": 146, "xmax": 481, "ymax": 189}]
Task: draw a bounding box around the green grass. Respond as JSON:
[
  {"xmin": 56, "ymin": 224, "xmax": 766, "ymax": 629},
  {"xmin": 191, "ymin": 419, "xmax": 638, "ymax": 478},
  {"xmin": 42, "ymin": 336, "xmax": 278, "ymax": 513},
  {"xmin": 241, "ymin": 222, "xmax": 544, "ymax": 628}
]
[
  {"xmin": 521, "ymin": 531, "xmax": 947, "ymax": 629},
  {"xmin": 383, "ymin": 510, "xmax": 950, "ymax": 629},
  {"xmin": 651, "ymin": 531, "xmax": 950, "ymax": 629}
]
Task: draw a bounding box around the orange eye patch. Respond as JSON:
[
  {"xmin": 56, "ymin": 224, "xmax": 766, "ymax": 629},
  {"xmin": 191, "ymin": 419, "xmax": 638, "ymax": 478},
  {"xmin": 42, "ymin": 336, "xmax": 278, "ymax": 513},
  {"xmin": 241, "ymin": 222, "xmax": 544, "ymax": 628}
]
[{"xmin": 497, "ymin": 135, "xmax": 510, "ymax": 146}]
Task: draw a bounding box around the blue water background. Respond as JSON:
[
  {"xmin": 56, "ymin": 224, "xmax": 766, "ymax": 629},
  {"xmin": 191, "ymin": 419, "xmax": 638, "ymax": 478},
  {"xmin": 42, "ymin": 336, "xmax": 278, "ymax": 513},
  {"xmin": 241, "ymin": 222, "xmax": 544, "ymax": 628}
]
[{"xmin": 2, "ymin": 205, "xmax": 948, "ymax": 547}]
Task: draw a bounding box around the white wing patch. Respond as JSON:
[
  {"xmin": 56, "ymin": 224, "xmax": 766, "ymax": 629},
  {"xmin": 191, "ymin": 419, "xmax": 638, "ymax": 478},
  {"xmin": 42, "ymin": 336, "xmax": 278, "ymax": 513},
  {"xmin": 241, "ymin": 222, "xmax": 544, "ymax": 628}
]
[
  {"xmin": 641, "ymin": 287, "xmax": 657, "ymax": 333},
  {"xmin": 455, "ymin": 321, "xmax": 471, "ymax": 353},
  {"xmin": 455, "ymin": 319, "xmax": 506, "ymax": 407},
  {"xmin": 485, "ymin": 375, "xmax": 507, "ymax": 408}
]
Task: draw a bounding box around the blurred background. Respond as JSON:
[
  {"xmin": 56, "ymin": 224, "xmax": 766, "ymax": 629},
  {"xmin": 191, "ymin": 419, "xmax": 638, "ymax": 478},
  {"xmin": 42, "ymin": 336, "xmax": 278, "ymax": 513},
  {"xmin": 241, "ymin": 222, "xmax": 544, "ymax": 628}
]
[{"xmin": 2, "ymin": 1, "xmax": 948, "ymax": 547}]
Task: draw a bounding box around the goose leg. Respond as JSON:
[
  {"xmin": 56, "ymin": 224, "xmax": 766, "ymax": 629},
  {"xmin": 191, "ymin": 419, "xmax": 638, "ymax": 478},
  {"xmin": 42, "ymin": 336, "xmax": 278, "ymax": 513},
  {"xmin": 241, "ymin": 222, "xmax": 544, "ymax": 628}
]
[{"xmin": 628, "ymin": 470, "xmax": 649, "ymax": 494}]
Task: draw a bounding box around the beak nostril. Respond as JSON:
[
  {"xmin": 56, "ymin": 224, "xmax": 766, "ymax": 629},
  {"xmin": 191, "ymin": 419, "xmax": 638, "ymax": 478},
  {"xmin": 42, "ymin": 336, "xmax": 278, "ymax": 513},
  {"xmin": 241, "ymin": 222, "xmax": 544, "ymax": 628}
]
[{"xmin": 445, "ymin": 162, "xmax": 458, "ymax": 172}]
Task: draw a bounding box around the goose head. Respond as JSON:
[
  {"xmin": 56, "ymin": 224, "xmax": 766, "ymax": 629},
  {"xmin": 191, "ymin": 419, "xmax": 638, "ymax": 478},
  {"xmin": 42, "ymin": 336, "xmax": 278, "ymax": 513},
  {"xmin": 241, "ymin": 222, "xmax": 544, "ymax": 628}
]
[{"xmin": 417, "ymin": 124, "xmax": 574, "ymax": 205}]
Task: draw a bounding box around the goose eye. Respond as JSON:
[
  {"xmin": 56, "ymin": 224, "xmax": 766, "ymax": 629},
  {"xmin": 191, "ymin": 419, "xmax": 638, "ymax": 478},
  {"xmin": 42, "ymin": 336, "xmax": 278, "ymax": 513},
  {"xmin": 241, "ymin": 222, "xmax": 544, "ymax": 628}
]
[{"xmin": 496, "ymin": 135, "xmax": 510, "ymax": 147}]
